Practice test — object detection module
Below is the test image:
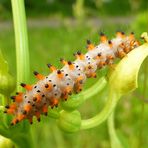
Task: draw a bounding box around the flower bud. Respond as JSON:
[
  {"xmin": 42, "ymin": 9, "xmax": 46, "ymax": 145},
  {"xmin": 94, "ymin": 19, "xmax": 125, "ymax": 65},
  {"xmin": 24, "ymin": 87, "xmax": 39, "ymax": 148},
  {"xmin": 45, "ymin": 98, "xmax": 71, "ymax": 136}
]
[
  {"xmin": 58, "ymin": 110, "xmax": 81, "ymax": 133},
  {"xmin": 0, "ymin": 73, "xmax": 15, "ymax": 96},
  {"xmin": 0, "ymin": 50, "xmax": 15, "ymax": 95}
]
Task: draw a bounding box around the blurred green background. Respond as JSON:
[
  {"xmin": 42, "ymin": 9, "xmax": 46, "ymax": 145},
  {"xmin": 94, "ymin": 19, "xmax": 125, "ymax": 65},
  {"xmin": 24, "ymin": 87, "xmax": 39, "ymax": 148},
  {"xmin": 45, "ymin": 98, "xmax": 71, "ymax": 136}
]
[{"xmin": 0, "ymin": 0, "xmax": 148, "ymax": 148}]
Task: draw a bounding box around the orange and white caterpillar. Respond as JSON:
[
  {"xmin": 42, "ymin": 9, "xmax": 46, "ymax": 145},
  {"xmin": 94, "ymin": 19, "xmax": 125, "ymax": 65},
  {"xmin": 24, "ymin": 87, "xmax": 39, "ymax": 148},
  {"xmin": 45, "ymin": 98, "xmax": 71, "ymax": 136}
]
[{"xmin": 4, "ymin": 32, "xmax": 140, "ymax": 125}]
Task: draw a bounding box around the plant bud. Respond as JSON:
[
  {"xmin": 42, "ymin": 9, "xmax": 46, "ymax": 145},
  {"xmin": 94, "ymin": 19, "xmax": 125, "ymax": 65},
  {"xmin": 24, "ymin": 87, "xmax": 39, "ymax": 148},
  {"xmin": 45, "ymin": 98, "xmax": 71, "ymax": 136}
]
[
  {"xmin": 58, "ymin": 110, "xmax": 81, "ymax": 133},
  {"xmin": 0, "ymin": 73, "xmax": 15, "ymax": 96},
  {"xmin": 0, "ymin": 50, "xmax": 15, "ymax": 95}
]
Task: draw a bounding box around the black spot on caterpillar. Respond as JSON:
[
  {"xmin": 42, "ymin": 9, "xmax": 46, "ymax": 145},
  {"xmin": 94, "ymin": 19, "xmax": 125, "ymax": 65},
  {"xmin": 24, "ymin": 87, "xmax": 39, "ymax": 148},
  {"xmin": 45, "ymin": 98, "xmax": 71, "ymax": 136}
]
[{"xmin": 5, "ymin": 31, "xmax": 140, "ymax": 125}]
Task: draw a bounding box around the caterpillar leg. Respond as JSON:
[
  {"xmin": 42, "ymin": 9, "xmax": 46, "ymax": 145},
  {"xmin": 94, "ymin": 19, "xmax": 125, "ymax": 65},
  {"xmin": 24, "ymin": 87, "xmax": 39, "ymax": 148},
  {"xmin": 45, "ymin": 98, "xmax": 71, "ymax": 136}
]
[
  {"xmin": 50, "ymin": 98, "xmax": 59, "ymax": 108},
  {"xmin": 42, "ymin": 104, "xmax": 48, "ymax": 116}
]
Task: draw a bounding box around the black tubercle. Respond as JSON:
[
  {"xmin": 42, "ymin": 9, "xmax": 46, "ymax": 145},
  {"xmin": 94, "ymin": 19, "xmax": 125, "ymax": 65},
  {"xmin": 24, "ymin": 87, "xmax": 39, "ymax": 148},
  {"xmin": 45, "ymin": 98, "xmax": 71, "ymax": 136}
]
[
  {"xmin": 60, "ymin": 58, "xmax": 64, "ymax": 62},
  {"xmin": 65, "ymin": 74, "xmax": 68, "ymax": 76},
  {"xmin": 5, "ymin": 105, "xmax": 9, "ymax": 108},
  {"xmin": 20, "ymin": 83, "xmax": 26, "ymax": 87},
  {"xmin": 33, "ymin": 97, "xmax": 37, "ymax": 101},
  {"xmin": 10, "ymin": 122, "xmax": 14, "ymax": 126},
  {"xmin": 10, "ymin": 96, "xmax": 15, "ymax": 100},
  {"xmin": 4, "ymin": 111, "xmax": 7, "ymax": 113},
  {"xmin": 98, "ymin": 53, "xmax": 102, "ymax": 57},
  {"xmin": 68, "ymin": 61, "xmax": 72, "ymax": 65},
  {"xmin": 57, "ymin": 70, "xmax": 61, "ymax": 74},
  {"xmin": 121, "ymin": 31, "xmax": 125, "ymax": 35},
  {"xmin": 33, "ymin": 71, "xmax": 39, "ymax": 75},
  {"xmin": 34, "ymin": 86, "xmax": 37, "ymax": 89},
  {"xmin": 23, "ymin": 110, "xmax": 27, "ymax": 115},
  {"xmin": 77, "ymin": 51, "xmax": 81, "ymax": 55},
  {"xmin": 45, "ymin": 84, "xmax": 49, "ymax": 88},
  {"xmin": 37, "ymin": 118, "xmax": 41, "ymax": 122},
  {"xmin": 47, "ymin": 63, "xmax": 52, "ymax": 68},
  {"xmin": 87, "ymin": 40, "xmax": 91, "ymax": 44},
  {"xmin": 16, "ymin": 119, "xmax": 19, "ymax": 124},
  {"xmin": 99, "ymin": 32, "xmax": 105, "ymax": 36},
  {"xmin": 108, "ymin": 40, "xmax": 112, "ymax": 44}
]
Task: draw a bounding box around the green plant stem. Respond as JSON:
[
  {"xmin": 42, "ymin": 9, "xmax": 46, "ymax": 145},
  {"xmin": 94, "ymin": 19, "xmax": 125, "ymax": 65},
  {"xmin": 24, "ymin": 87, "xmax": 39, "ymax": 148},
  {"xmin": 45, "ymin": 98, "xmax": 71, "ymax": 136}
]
[
  {"xmin": 138, "ymin": 58, "xmax": 148, "ymax": 147},
  {"xmin": 10, "ymin": 0, "xmax": 32, "ymax": 147},
  {"xmin": 81, "ymin": 90, "xmax": 121, "ymax": 129},
  {"xmin": 61, "ymin": 77, "xmax": 107, "ymax": 111},
  {"xmin": 81, "ymin": 77, "xmax": 107, "ymax": 101},
  {"xmin": 108, "ymin": 112, "xmax": 122, "ymax": 148},
  {"xmin": 11, "ymin": 0, "xmax": 30, "ymax": 91}
]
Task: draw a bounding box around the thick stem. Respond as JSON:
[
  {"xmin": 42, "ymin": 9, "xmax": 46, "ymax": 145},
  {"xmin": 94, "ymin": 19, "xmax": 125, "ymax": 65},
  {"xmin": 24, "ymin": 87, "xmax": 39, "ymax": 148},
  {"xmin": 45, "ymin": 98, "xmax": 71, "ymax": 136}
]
[
  {"xmin": 10, "ymin": 0, "xmax": 32, "ymax": 147},
  {"xmin": 11, "ymin": 0, "xmax": 30, "ymax": 91}
]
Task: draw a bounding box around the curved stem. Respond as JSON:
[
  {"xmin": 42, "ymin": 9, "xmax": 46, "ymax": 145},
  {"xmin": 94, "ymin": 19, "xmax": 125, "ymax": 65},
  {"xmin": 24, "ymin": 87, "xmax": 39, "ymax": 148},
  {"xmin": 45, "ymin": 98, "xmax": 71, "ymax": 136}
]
[
  {"xmin": 81, "ymin": 90, "xmax": 121, "ymax": 130},
  {"xmin": 11, "ymin": 0, "xmax": 30, "ymax": 91},
  {"xmin": 108, "ymin": 112, "xmax": 123, "ymax": 148},
  {"xmin": 61, "ymin": 77, "xmax": 107, "ymax": 111},
  {"xmin": 81, "ymin": 77, "xmax": 107, "ymax": 101}
]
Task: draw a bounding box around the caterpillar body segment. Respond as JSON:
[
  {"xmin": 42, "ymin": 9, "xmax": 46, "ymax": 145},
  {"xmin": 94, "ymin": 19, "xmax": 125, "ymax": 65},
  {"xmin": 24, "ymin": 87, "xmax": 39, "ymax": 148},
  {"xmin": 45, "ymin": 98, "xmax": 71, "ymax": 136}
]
[{"xmin": 5, "ymin": 32, "xmax": 140, "ymax": 125}]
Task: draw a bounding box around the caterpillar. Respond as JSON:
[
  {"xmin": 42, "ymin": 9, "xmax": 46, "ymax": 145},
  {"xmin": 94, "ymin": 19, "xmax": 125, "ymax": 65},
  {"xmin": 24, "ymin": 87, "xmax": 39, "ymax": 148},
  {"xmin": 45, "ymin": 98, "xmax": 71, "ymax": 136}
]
[{"xmin": 4, "ymin": 31, "xmax": 140, "ymax": 125}]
